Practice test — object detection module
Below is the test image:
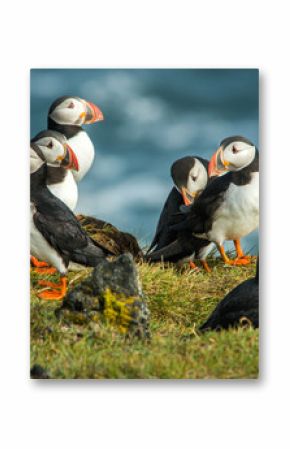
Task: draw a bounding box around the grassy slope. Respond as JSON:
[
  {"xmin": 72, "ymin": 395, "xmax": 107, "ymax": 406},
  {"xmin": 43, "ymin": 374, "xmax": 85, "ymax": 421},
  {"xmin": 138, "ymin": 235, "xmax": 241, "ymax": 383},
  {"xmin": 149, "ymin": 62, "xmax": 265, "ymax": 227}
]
[{"xmin": 30, "ymin": 259, "xmax": 259, "ymax": 379}]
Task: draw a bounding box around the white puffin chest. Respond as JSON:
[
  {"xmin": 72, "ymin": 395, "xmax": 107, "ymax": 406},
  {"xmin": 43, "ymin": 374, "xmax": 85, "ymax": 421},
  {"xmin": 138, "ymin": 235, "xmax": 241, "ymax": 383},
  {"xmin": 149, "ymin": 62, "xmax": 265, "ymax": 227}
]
[
  {"xmin": 209, "ymin": 172, "xmax": 259, "ymax": 244},
  {"xmin": 30, "ymin": 204, "xmax": 67, "ymax": 274},
  {"xmin": 68, "ymin": 131, "xmax": 95, "ymax": 182},
  {"xmin": 48, "ymin": 171, "xmax": 78, "ymax": 211}
]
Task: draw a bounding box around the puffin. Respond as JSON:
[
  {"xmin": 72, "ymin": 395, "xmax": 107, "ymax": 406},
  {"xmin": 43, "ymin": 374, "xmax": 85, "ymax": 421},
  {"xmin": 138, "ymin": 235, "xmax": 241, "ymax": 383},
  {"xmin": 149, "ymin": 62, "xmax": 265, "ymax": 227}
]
[
  {"xmin": 199, "ymin": 259, "xmax": 259, "ymax": 331},
  {"xmin": 31, "ymin": 130, "xmax": 79, "ymax": 211},
  {"xmin": 170, "ymin": 136, "xmax": 259, "ymax": 266},
  {"xmin": 146, "ymin": 156, "xmax": 214, "ymax": 271},
  {"xmin": 47, "ymin": 95, "xmax": 104, "ymax": 183},
  {"xmin": 30, "ymin": 141, "xmax": 111, "ymax": 301}
]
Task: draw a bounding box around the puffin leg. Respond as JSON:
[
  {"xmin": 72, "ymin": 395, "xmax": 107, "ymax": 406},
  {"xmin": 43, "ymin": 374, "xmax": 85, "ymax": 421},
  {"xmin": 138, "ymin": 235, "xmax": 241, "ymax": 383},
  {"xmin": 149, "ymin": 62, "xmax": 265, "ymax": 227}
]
[
  {"xmin": 30, "ymin": 256, "xmax": 49, "ymax": 268},
  {"xmin": 234, "ymin": 240, "xmax": 255, "ymax": 261},
  {"xmin": 189, "ymin": 261, "xmax": 199, "ymax": 271},
  {"xmin": 200, "ymin": 260, "xmax": 211, "ymax": 273},
  {"xmin": 217, "ymin": 244, "xmax": 251, "ymax": 266},
  {"xmin": 233, "ymin": 240, "xmax": 251, "ymax": 261},
  {"xmin": 38, "ymin": 279, "xmax": 64, "ymax": 288},
  {"xmin": 37, "ymin": 277, "xmax": 67, "ymax": 301},
  {"xmin": 217, "ymin": 244, "xmax": 232, "ymax": 263}
]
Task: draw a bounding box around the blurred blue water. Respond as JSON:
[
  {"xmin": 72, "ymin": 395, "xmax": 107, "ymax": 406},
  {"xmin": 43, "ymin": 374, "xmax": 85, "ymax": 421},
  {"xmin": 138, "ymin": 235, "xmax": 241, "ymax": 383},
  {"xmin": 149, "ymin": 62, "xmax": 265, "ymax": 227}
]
[{"xmin": 31, "ymin": 69, "xmax": 259, "ymax": 254}]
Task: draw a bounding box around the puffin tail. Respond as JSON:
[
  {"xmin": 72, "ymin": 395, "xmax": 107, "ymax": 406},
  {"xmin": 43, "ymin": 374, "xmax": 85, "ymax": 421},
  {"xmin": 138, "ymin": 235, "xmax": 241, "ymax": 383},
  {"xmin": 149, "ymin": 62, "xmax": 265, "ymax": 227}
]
[
  {"xmin": 70, "ymin": 241, "xmax": 109, "ymax": 267},
  {"xmin": 144, "ymin": 239, "xmax": 184, "ymax": 262}
]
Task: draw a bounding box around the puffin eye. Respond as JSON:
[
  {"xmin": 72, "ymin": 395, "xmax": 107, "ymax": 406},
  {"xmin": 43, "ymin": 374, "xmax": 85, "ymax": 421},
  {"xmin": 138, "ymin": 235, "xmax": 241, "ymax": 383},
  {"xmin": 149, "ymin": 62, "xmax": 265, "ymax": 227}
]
[
  {"xmin": 191, "ymin": 175, "xmax": 197, "ymax": 182},
  {"xmin": 67, "ymin": 102, "xmax": 75, "ymax": 109},
  {"xmin": 47, "ymin": 141, "xmax": 53, "ymax": 149},
  {"xmin": 232, "ymin": 146, "xmax": 238, "ymax": 154}
]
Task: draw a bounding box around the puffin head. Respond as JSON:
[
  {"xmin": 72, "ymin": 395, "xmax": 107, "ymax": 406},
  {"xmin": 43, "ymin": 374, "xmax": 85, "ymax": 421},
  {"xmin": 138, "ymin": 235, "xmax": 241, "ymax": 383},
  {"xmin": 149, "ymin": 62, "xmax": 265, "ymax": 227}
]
[
  {"xmin": 31, "ymin": 130, "xmax": 79, "ymax": 171},
  {"xmin": 48, "ymin": 96, "xmax": 104, "ymax": 126},
  {"xmin": 208, "ymin": 136, "xmax": 256, "ymax": 177},
  {"xmin": 171, "ymin": 156, "xmax": 208, "ymax": 206}
]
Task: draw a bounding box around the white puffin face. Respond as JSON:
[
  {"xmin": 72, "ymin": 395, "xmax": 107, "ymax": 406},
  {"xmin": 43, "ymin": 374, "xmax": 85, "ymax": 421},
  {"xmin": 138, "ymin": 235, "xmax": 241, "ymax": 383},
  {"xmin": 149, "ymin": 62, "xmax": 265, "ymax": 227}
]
[
  {"xmin": 222, "ymin": 140, "xmax": 256, "ymax": 171},
  {"xmin": 186, "ymin": 159, "xmax": 208, "ymax": 195},
  {"xmin": 49, "ymin": 98, "xmax": 86, "ymax": 126},
  {"xmin": 33, "ymin": 136, "xmax": 66, "ymax": 166},
  {"xmin": 173, "ymin": 157, "xmax": 208, "ymax": 206},
  {"xmin": 30, "ymin": 147, "xmax": 44, "ymax": 173}
]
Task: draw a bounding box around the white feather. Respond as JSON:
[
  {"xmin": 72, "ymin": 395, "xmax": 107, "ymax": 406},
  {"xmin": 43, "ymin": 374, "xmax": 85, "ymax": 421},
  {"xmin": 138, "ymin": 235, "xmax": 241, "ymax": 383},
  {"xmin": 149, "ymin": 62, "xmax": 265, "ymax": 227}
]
[
  {"xmin": 68, "ymin": 131, "xmax": 95, "ymax": 182},
  {"xmin": 206, "ymin": 172, "xmax": 259, "ymax": 245},
  {"xmin": 48, "ymin": 171, "xmax": 78, "ymax": 211},
  {"xmin": 30, "ymin": 204, "xmax": 67, "ymax": 275}
]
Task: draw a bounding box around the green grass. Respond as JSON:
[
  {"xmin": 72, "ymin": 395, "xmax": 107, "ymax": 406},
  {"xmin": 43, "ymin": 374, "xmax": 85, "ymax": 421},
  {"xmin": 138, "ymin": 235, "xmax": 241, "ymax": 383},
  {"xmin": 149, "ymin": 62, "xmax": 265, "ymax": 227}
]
[{"xmin": 30, "ymin": 259, "xmax": 259, "ymax": 379}]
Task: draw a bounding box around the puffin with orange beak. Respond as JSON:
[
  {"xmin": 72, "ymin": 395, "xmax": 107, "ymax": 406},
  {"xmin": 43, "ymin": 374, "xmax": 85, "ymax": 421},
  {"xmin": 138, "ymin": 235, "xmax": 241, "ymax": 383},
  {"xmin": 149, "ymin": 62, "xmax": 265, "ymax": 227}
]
[
  {"xmin": 146, "ymin": 156, "xmax": 214, "ymax": 271},
  {"xmin": 30, "ymin": 141, "xmax": 111, "ymax": 301},
  {"xmin": 31, "ymin": 130, "xmax": 79, "ymax": 211},
  {"xmin": 47, "ymin": 96, "xmax": 104, "ymax": 183},
  {"xmin": 170, "ymin": 136, "xmax": 259, "ymax": 266},
  {"xmin": 30, "ymin": 131, "xmax": 80, "ymax": 271}
]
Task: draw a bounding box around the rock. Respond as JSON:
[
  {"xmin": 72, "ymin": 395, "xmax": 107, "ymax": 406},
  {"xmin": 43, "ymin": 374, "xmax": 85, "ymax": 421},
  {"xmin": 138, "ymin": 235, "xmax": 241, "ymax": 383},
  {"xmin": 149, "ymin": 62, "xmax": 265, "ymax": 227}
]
[
  {"xmin": 77, "ymin": 214, "xmax": 143, "ymax": 259},
  {"xmin": 30, "ymin": 364, "xmax": 50, "ymax": 379},
  {"xmin": 56, "ymin": 254, "xmax": 150, "ymax": 339}
]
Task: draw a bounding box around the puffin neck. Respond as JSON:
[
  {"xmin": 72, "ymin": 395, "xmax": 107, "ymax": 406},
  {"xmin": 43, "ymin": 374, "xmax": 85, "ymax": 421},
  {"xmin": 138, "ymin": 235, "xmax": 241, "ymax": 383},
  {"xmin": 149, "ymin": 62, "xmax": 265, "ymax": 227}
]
[
  {"xmin": 47, "ymin": 117, "xmax": 83, "ymax": 139},
  {"xmin": 30, "ymin": 163, "xmax": 48, "ymax": 194}
]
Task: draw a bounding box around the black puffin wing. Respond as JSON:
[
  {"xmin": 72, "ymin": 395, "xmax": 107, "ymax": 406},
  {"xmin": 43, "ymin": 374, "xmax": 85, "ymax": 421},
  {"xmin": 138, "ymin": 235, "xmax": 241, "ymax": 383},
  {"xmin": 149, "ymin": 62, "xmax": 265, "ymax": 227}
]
[
  {"xmin": 36, "ymin": 195, "xmax": 112, "ymax": 256},
  {"xmin": 170, "ymin": 173, "xmax": 231, "ymax": 234},
  {"xmin": 33, "ymin": 209, "xmax": 89, "ymax": 257},
  {"xmin": 147, "ymin": 188, "xmax": 182, "ymax": 252}
]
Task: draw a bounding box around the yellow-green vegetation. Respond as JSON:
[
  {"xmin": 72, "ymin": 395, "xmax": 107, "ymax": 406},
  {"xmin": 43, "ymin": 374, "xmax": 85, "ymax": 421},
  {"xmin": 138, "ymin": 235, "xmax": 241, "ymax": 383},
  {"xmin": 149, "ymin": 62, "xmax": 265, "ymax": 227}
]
[{"xmin": 30, "ymin": 259, "xmax": 259, "ymax": 379}]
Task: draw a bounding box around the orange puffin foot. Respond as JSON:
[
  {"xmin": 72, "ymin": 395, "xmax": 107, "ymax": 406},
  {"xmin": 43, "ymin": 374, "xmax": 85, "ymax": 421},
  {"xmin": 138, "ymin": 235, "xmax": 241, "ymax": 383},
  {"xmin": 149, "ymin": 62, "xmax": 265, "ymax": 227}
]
[
  {"xmin": 233, "ymin": 240, "xmax": 252, "ymax": 261},
  {"xmin": 38, "ymin": 289, "xmax": 66, "ymax": 301},
  {"xmin": 30, "ymin": 256, "xmax": 49, "ymax": 268},
  {"xmin": 226, "ymin": 257, "xmax": 251, "ymax": 265},
  {"xmin": 200, "ymin": 260, "xmax": 211, "ymax": 273},
  {"xmin": 217, "ymin": 244, "xmax": 250, "ymax": 266},
  {"xmin": 37, "ymin": 277, "xmax": 67, "ymax": 301},
  {"xmin": 34, "ymin": 267, "xmax": 57, "ymax": 275},
  {"xmin": 189, "ymin": 261, "xmax": 200, "ymax": 271}
]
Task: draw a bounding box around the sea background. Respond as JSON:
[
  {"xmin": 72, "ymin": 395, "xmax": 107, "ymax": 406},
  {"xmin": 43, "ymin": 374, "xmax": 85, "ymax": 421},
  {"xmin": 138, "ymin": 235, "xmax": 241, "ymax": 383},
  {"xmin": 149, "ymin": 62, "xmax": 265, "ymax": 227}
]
[{"xmin": 31, "ymin": 69, "xmax": 259, "ymax": 254}]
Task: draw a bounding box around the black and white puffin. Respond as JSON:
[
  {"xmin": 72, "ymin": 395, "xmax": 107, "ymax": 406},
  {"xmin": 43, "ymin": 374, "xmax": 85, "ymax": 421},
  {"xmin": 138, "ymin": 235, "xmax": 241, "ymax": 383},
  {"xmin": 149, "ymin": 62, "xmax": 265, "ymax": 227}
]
[
  {"xmin": 31, "ymin": 130, "xmax": 79, "ymax": 211},
  {"xmin": 199, "ymin": 259, "xmax": 259, "ymax": 331},
  {"xmin": 47, "ymin": 96, "xmax": 104, "ymax": 182},
  {"xmin": 30, "ymin": 141, "xmax": 111, "ymax": 301},
  {"xmin": 170, "ymin": 136, "xmax": 259, "ymax": 265},
  {"xmin": 146, "ymin": 156, "xmax": 214, "ymax": 271}
]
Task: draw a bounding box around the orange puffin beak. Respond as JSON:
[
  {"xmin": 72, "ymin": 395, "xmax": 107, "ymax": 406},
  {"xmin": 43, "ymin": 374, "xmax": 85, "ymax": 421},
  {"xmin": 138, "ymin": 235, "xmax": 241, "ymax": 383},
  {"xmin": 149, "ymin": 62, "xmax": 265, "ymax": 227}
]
[
  {"xmin": 60, "ymin": 143, "xmax": 79, "ymax": 171},
  {"xmin": 208, "ymin": 146, "xmax": 230, "ymax": 177},
  {"xmin": 181, "ymin": 187, "xmax": 197, "ymax": 206},
  {"xmin": 80, "ymin": 100, "xmax": 104, "ymax": 124}
]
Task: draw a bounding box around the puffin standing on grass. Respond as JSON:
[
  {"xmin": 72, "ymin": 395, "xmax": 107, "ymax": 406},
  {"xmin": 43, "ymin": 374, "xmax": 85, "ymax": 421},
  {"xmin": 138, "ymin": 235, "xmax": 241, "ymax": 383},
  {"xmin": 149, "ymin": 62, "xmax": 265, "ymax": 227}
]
[
  {"xmin": 30, "ymin": 139, "xmax": 111, "ymax": 301},
  {"xmin": 170, "ymin": 136, "xmax": 259, "ymax": 266},
  {"xmin": 47, "ymin": 95, "xmax": 104, "ymax": 182},
  {"xmin": 146, "ymin": 156, "xmax": 214, "ymax": 271}
]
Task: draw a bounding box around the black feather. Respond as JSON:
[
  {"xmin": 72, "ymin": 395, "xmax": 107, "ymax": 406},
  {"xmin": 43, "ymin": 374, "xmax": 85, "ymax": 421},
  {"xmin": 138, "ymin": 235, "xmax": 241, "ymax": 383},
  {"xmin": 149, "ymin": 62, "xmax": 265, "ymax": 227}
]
[
  {"xmin": 199, "ymin": 260, "xmax": 259, "ymax": 331},
  {"xmin": 147, "ymin": 156, "xmax": 210, "ymax": 255}
]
